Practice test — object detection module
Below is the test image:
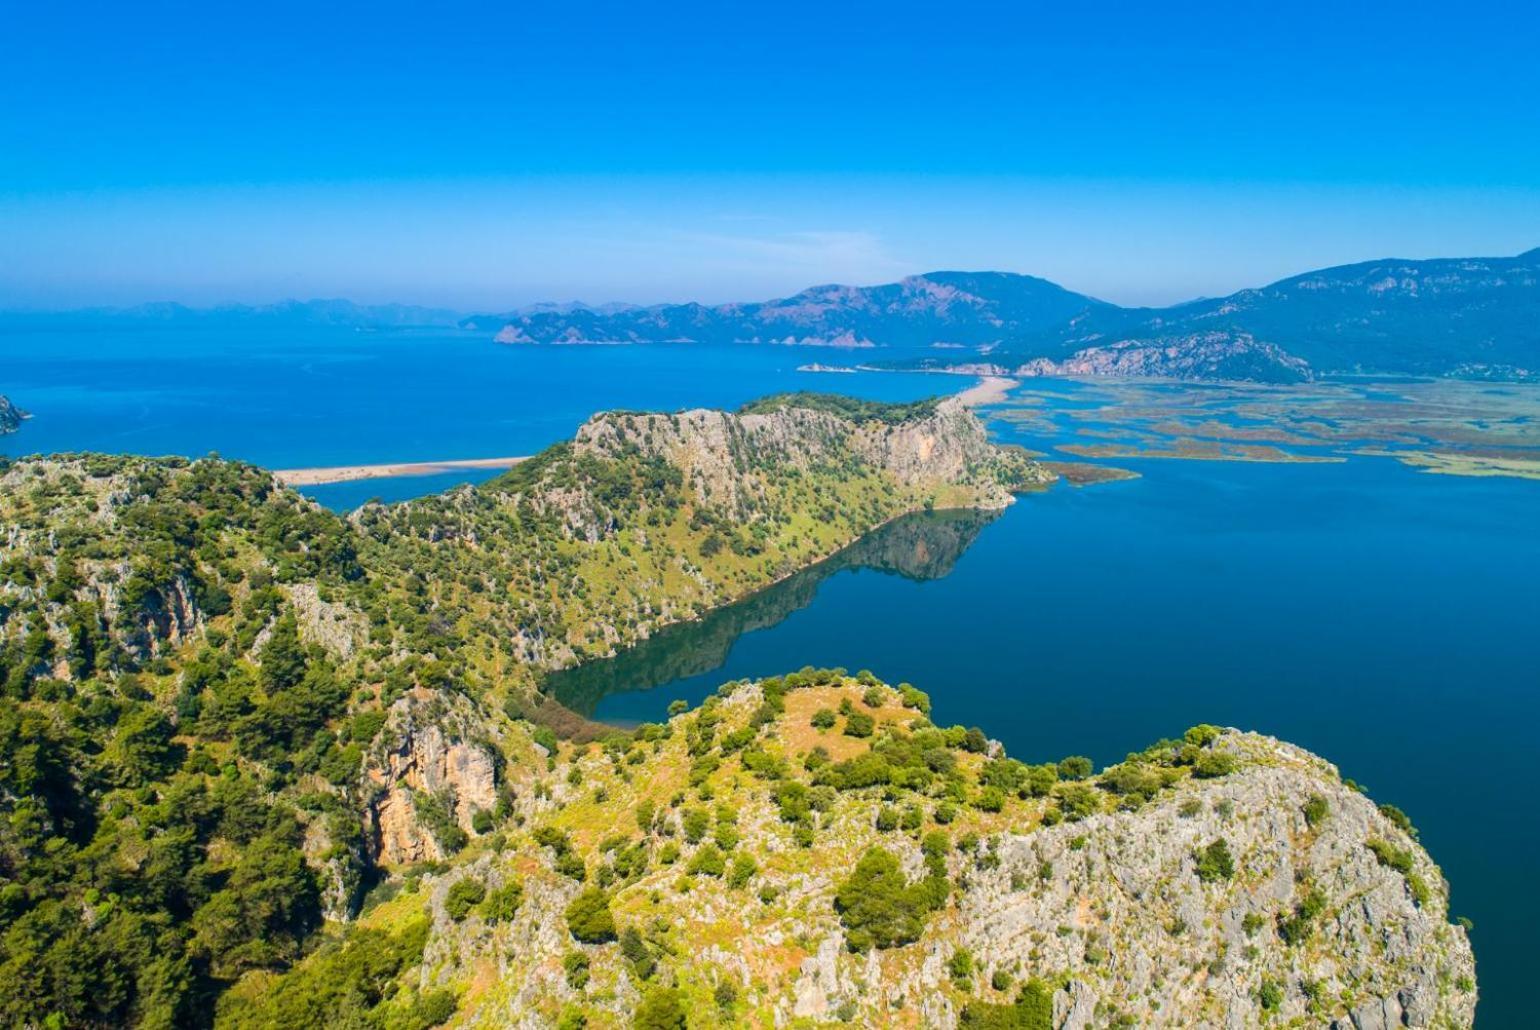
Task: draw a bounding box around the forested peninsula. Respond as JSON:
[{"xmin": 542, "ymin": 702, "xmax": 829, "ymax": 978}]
[{"xmin": 0, "ymin": 395, "xmax": 1472, "ymax": 1027}]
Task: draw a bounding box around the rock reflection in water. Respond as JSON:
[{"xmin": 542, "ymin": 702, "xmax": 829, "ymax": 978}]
[{"xmin": 542, "ymin": 507, "xmax": 998, "ymax": 717}]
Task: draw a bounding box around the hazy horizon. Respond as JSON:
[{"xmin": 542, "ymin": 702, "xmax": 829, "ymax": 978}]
[
  {"xmin": 6, "ymin": 237, "xmax": 1540, "ymax": 318},
  {"xmin": 4, "ymin": 1, "xmax": 1538, "ymax": 311}
]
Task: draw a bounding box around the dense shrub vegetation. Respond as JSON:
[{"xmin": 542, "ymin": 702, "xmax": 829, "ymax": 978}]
[
  {"xmin": 737, "ymin": 392, "xmax": 942, "ymax": 424},
  {"xmin": 0, "ymin": 412, "xmax": 1442, "ymax": 1026}
]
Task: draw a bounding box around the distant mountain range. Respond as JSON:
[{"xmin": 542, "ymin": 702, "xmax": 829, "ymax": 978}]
[
  {"xmin": 8, "ymin": 249, "xmax": 1537, "ymax": 383},
  {"xmin": 469, "ymin": 248, "xmax": 1540, "ymax": 383}
]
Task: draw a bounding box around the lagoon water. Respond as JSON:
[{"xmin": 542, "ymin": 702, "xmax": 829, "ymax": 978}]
[
  {"xmin": 573, "ymin": 452, "xmax": 1539, "ymax": 1028},
  {"xmin": 4, "ymin": 326, "xmax": 1536, "ymax": 1025}
]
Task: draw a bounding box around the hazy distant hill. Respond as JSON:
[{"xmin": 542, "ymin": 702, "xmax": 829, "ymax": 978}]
[
  {"xmin": 0, "ymin": 298, "xmax": 463, "ymax": 329},
  {"xmin": 1027, "ymin": 248, "xmax": 1540, "ymax": 381},
  {"xmin": 470, "ymin": 272, "xmax": 1106, "ymax": 350},
  {"xmin": 473, "ymin": 249, "xmax": 1540, "ymax": 382}
]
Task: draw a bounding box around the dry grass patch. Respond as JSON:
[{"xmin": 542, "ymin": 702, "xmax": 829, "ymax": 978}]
[{"xmin": 779, "ymin": 683, "xmax": 917, "ymax": 762}]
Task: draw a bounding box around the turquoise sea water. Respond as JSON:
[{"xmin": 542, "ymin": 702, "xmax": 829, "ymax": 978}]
[{"xmin": 4, "ymin": 328, "xmax": 1535, "ymax": 1025}]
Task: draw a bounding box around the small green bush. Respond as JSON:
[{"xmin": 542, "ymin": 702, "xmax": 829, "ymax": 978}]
[
  {"xmin": 687, "ymin": 844, "xmax": 726, "ymax": 877},
  {"xmin": 843, "ymin": 712, "xmax": 875, "ymax": 738},
  {"xmin": 1195, "ymin": 839, "xmax": 1235, "ymax": 883},
  {"xmin": 564, "ymin": 889, "xmax": 616, "ymax": 944},
  {"xmin": 633, "ymin": 986, "xmax": 686, "ymax": 1029},
  {"xmin": 1192, "ymin": 751, "xmax": 1237, "ymax": 778},
  {"xmin": 480, "ymin": 882, "xmax": 523, "ymax": 922},
  {"xmin": 834, "ymin": 847, "xmax": 932, "ymax": 952},
  {"xmin": 443, "ymin": 878, "xmax": 487, "ymax": 921},
  {"xmin": 1057, "ymin": 756, "xmax": 1093, "ymax": 781},
  {"xmin": 727, "ymin": 854, "xmax": 757, "ymax": 889}
]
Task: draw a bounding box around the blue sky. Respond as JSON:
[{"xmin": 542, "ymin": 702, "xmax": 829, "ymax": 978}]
[{"xmin": 3, "ymin": 0, "xmax": 1537, "ymax": 309}]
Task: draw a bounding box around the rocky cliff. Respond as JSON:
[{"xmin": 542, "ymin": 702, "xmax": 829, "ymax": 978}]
[
  {"xmin": 240, "ymin": 674, "xmax": 1474, "ymax": 1028},
  {"xmin": 0, "ymin": 395, "xmax": 25, "ymax": 434},
  {"xmin": 352, "ymin": 392, "xmax": 1048, "ymax": 694},
  {"xmin": 575, "ymin": 395, "xmax": 1029, "ymax": 516}
]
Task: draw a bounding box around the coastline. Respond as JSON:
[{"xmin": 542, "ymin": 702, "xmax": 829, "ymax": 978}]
[
  {"xmin": 954, "ymin": 374, "xmax": 1018, "ymax": 407},
  {"xmin": 274, "ymin": 377, "xmax": 1015, "ymax": 488},
  {"xmin": 274, "ymin": 455, "xmax": 527, "ymax": 486}
]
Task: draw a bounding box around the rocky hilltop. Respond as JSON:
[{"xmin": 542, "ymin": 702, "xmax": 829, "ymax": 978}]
[
  {"xmin": 0, "ymin": 394, "xmax": 27, "ymax": 434},
  {"xmin": 472, "ymin": 247, "xmax": 1540, "ymax": 383},
  {"xmin": 222, "ymin": 674, "xmax": 1476, "ymax": 1029}
]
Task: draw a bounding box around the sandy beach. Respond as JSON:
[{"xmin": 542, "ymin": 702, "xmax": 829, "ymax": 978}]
[
  {"xmin": 277, "ymin": 378, "xmax": 1012, "ymax": 487},
  {"xmin": 955, "ymin": 375, "xmax": 1018, "ymax": 407},
  {"xmin": 274, "ymin": 455, "xmax": 527, "ymax": 487}
]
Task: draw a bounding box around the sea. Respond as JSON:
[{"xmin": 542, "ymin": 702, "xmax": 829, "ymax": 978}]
[{"xmin": 3, "ymin": 324, "xmax": 1535, "ymax": 1026}]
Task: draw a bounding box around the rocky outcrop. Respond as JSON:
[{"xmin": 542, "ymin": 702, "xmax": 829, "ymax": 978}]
[
  {"xmin": 960, "ymin": 733, "xmax": 1475, "ymax": 1027},
  {"xmin": 575, "ymin": 396, "xmax": 1041, "ymax": 516},
  {"xmin": 365, "ymin": 679, "xmax": 1475, "ymax": 1028},
  {"xmin": 0, "ymin": 395, "xmax": 26, "ymax": 434},
  {"xmin": 283, "ymin": 581, "xmax": 365, "ymax": 659},
  {"xmin": 1016, "ymin": 331, "xmax": 1313, "ymax": 384},
  {"xmin": 363, "ymin": 691, "xmax": 500, "ymax": 866},
  {"xmin": 105, "ymin": 568, "xmax": 207, "ymax": 661}
]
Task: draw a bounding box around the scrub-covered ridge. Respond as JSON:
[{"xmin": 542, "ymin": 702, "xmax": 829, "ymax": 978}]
[
  {"xmin": 0, "ymin": 394, "xmax": 1473, "ymax": 1027},
  {"xmin": 0, "ymin": 395, "xmax": 1047, "ymax": 1025},
  {"xmin": 228, "ymin": 673, "xmax": 1475, "ymax": 1028}
]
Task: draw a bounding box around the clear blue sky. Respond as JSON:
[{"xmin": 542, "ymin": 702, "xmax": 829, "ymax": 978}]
[{"xmin": 3, "ymin": 0, "xmax": 1537, "ymax": 309}]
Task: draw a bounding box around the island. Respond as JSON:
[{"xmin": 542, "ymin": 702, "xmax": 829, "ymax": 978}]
[{"xmin": 0, "ymin": 394, "xmax": 27, "ymax": 434}]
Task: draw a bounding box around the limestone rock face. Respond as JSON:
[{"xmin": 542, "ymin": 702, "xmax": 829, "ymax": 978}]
[
  {"xmin": 958, "ymin": 734, "xmax": 1476, "ymax": 1028},
  {"xmin": 99, "ymin": 566, "xmax": 207, "ymax": 662},
  {"xmin": 574, "ymin": 397, "xmax": 1030, "ymax": 516},
  {"xmin": 377, "ymin": 684, "xmax": 1475, "ymax": 1028},
  {"xmin": 364, "ymin": 691, "xmax": 499, "ymax": 866},
  {"xmin": 283, "ymin": 581, "xmax": 366, "ymax": 659},
  {"xmin": 1017, "ymin": 331, "xmax": 1312, "ymax": 384}
]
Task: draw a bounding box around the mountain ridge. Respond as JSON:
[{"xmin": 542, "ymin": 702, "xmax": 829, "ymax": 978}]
[{"xmin": 474, "ymin": 248, "xmax": 1540, "ymax": 383}]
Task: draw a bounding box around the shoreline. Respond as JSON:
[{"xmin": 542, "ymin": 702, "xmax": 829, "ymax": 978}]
[
  {"xmin": 276, "ymin": 377, "xmax": 1015, "ymax": 488},
  {"xmin": 275, "ymin": 455, "xmax": 527, "ymax": 487},
  {"xmin": 954, "ymin": 374, "xmax": 1018, "ymax": 407}
]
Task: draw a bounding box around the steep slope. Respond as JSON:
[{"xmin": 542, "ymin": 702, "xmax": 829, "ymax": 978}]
[
  {"xmin": 0, "ymin": 395, "xmax": 1046, "ymax": 1026},
  {"xmin": 226, "ymin": 674, "xmax": 1476, "ymax": 1029}
]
